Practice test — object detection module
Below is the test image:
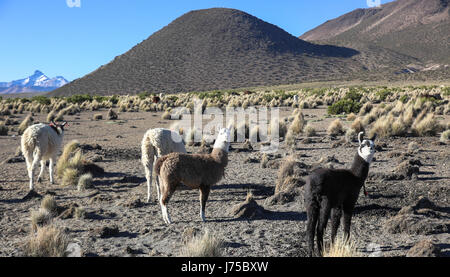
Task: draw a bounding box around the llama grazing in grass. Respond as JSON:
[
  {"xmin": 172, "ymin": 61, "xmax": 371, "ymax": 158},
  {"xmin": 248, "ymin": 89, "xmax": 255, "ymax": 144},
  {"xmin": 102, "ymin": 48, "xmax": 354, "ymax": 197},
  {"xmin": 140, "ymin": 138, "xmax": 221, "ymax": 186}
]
[
  {"xmin": 154, "ymin": 128, "xmax": 230, "ymax": 224},
  {"xmin": 141, "ymin": 128, "xmax": 186, "ymax": 202},
  {"xmin": 21, "ymin": 121, "xmax": 67, "ymax": 192},
  {"xmin": 304, "ymin": 132, "xmax": 376, "ymax": 256}
]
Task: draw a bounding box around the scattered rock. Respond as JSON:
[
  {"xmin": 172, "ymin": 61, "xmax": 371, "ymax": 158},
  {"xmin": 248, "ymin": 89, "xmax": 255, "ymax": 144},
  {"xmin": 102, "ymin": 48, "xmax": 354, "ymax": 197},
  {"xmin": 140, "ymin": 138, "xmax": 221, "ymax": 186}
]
[
  {"xmin": 406, "ymin": 240, "xmax": 442, "ymax": 257},
  {"xmin": 66, "ymin": 243, "xmax": 83, "ymax": 257},
  {"xmin": 229, "ymin": 194, "xmax": 268, "ymax": 220}
]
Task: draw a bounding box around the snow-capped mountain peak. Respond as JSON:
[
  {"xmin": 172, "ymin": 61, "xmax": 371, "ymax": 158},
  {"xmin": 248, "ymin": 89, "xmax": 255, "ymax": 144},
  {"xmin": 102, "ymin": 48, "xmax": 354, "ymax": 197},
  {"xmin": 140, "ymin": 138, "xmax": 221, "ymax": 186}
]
[{"xmin": 0, "ymin": 70, "xmax": 69, "ymax": 94}]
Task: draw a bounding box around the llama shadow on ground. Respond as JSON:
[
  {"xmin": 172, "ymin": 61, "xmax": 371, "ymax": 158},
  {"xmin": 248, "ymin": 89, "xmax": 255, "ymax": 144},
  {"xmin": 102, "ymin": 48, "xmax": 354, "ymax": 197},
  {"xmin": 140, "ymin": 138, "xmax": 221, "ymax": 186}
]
[
  {"xmin": 211, "ymin": 210, "xmax": 306, "ymax": 223},
  {"xmin": 213, "ymin": 183, "xmax": 274, "ymax": 197}
]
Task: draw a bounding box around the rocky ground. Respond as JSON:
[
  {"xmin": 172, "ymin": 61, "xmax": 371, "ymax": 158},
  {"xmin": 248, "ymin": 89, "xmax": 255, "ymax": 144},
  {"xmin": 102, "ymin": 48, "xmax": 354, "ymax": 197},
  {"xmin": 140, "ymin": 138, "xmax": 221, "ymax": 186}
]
[{"xmin": 0, "ymin": 107, "xmax": 448, "ymax": 257}]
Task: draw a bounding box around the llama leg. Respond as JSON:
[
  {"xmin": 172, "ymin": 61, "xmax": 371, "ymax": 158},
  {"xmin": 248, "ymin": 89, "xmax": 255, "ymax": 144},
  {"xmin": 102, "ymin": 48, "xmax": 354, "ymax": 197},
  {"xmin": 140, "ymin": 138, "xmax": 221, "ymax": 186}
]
[
  {"xmin": 342, "ymin": 209, "xmax": 353, "ymax": 242},
  {"xmin": 37, "ymin": 160, "xmax": 45, "ymax": 183},
  {"xmin": 24, "ymin": 154, "xmax": 33, "ymax": 189},
  {"xmin": 199, "ymin": 185, "xmax": 211, "ymax": 222},
  {"xmin": 306, "ymin": 200, "xmax": 319, "ymax": 257},
  {"xmin": 49, "ymin": 158, "xmax": 54, "ymax": 184},
  {"xmin": 330, "ymin": 208, "xmax": 342, "ymax": 244},
  {"xmin": 144, "ymin": 166, "xmax": 152, "ymax": 203},
  {"xmin": 29, "ymin": 153, "xmax": 41, "ymax": 191},
  {"xmin": 159, "ymin": 180, "xmax": 175, "ymax": 224},
  {"xmin": 316, "ymin": 199, "xmax": 331, "ymax": 256}
]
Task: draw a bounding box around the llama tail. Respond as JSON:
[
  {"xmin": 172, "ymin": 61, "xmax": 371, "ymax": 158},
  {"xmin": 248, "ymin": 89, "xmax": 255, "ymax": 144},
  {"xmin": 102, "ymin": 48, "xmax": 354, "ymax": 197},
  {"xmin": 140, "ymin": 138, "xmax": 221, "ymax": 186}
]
[{"xmin": 154, "ymin": 155, "xmax": 169, "ymax": 176}]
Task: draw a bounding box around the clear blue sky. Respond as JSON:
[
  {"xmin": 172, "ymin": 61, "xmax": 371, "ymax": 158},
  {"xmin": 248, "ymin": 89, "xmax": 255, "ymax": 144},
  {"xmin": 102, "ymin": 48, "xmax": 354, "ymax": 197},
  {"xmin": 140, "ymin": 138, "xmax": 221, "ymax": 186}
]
[{"xmin": 0, "ymin": 0, "xmax": 392, "ymax": 81}]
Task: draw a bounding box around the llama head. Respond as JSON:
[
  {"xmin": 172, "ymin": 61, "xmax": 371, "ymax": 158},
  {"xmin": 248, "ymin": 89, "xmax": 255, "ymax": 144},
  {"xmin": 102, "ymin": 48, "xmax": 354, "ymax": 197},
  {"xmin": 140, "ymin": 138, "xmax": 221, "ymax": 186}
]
[
  {"xmin": 213, "ymin": 128, "xmax": 231, "ymax": 152},
  {"xmin": 50, "ymin": 121, "xmax": 68, "ymax": 135},
  {"xmin": 358, "ymin": 132, "xmax": 376, "ymax": 163}
]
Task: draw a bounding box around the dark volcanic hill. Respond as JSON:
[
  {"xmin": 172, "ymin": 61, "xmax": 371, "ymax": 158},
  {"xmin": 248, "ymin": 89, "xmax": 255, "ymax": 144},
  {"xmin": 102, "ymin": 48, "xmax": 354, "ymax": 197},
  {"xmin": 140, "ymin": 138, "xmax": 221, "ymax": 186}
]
[
  {"xmin": 300, "ymin": 0, "xmax": 450, "ymax": 66},
  {"xmin": 50, "ymin": 8, "xmax": 362, "ymax": 96}
]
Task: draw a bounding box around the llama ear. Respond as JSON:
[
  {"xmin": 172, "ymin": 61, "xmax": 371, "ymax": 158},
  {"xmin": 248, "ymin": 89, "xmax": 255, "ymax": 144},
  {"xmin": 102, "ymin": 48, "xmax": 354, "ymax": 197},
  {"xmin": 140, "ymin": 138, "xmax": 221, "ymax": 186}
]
[
  {"xmin": 358, "ymin": 132, "xmax": 364, "ymax": 145},
  {"xmin": 369, "ymin": 133, "xmax": 377, "ymax": 142}
]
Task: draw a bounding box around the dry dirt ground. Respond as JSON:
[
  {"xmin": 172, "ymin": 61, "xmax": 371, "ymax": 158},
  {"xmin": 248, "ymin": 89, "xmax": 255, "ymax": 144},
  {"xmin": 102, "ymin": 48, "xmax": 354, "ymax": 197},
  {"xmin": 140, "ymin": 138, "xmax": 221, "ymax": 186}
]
[{"xmin": 0, "ymin": 107, "xmax": 449, "ymax": 257}]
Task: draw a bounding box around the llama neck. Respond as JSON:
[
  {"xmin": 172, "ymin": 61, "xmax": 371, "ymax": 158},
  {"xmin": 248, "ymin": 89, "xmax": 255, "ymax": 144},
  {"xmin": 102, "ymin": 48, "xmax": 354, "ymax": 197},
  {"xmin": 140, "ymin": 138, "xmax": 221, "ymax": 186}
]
[
  {"xmin": 211, "ymin": 148, "xmax": 228, "ymax": 167},
  {"xmin": 350, "ymin": 153, "xmax": 370, "ymax": 183}
]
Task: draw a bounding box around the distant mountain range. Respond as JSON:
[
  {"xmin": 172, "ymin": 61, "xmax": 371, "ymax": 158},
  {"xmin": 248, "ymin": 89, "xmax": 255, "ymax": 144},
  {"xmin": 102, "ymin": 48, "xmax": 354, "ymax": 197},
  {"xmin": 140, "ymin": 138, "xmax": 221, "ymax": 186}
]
[
  {"xmin": 300, "ymin": 0, "xmax": 450, "ymax": 68},
  {"xmin": 0, "ymin": 70, "xmax": 68, "ymax": 94},
  {"xmin": 51, "ymin": 1, "xmax": 450, "ymax": 97}
]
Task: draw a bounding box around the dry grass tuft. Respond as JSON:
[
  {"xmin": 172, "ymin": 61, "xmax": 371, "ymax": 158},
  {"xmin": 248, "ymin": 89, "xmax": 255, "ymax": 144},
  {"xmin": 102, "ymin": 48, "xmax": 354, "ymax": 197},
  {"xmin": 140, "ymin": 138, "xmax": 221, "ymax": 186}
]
[
  {"xmin": 77, "ymin": 173, "xmax": 93, "ymax": 191},
  {"xmin": 304, "ymin": 123, "xmax": 316, "ymax": 137},
  {"xmin": 41, "ymin": 195, "xmax": 58, "ymax": 215},
  {"xmin": 179, "ymin": 229, "xmax": 223, "ymax": 257},
  {"xmin": 322, "ymin": 237, "xmax": 361, "ymax": 257},
  {"xmin": 18, "ymin": 114, "xmax": 33, "ymax": 135},
  {"xmin": 30, "ymin": 209, "xmax": 53, "ymax": 232},
  {"xmin": 161, "ymin": 110, "xmax": 172, "ymax": 120},
  {"xmin": 412, "ymin": 113, "xmax": 441, "ymax": 137},
  {"xmin": 289, "ymin": 111, "xmax": 305, "ymax": 134},
  {"xmin": 47, "ymin": 110, "xmax": 57, "ymax": 122},
  {"xmin": 23, "ymin": 225, "xmax": 70, "ymax": 257},
  {"xmin": 327, "ymin": 119, "xmax": 344, "ymax": 136},
  {"xmin": 440, "ymin": 130, "xmax": 450, "ymax": 143}
]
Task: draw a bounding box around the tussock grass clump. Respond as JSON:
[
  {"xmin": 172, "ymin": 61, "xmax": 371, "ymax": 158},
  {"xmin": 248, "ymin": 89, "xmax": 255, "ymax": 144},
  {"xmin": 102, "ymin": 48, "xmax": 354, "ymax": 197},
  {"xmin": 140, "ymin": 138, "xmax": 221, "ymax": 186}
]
[
  {"xmin": 18, "ymin": 114, "xmax": 33, "ymax": 135},
  {"xmin": 412, "ymin": 113, "xmax": 441, "ymax": 137},
  {"xmin": 327, "ymin": 119, "xmax": 344, "ymax": 136},
  {"xmin": 62, "ymin": 166, "xmax": 81, "ymax": 187},
  {"xmin": 304, "ymin": 123, "xmax": 316, "ymax": 137},
  {"xmin": 275, "ymin": 156, "xmax": 305, "ymax": 194},
  {"xmin": 47, "ymin": 110, "xmax": 57, "ymax": 122},
  {"xmin": 74, "ymin": 206, "xmax": 86, "ymax": 219},
  {"xmin": 350, "ymin": 118, "xmax": 364, "ymax": 133},
  {"xmin": 56, "ymin": 140, "xmax": 101, "ymax": 187},
  {"xmin": 289, "ymin": 111, "xmax": 305, "ymax": 135},
  {"xmin": 41, "ymin": 195, "xmax": 58, "ymax": 216},
  {"xmin": 161, "ymin": 110, "xmax": 172, "ymax": 120},
  {"xmin": 179, "ymin": 229, "xmax": 223, "ymax": 257},
  {"xmin": 30, "ymin": 209, "xmax": 53, "ymax": 232},
  {"xmin": 77, "ymin": 173, "xmax": 93, "ymax": 191},
  {"xmin": 346, "ymin": 113, "xmax": 357, "ymax": 121},
  {"xmin": 23, "ymin": 225, "xmax": 70, "ymax": 257},
  {"xmin": 56, "ymin": 140, "xmax": 81, "ymax": 178},
  {"xmin": 322, "ymin": 237, "xmax": 360, "ymax": 257},
  {"xmin": 440, "ymin": 130, "xmax": 450, "ymax": 143},
  {"xmin": 285, "ymin": 129, "xmax": 296, "ymax": 148}
]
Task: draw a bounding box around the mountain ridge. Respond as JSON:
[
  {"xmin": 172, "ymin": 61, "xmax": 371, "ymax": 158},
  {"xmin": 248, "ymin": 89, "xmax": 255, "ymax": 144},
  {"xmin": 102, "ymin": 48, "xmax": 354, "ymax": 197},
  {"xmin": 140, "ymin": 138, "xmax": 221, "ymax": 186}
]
[{"xmin": 50, "ymin": 8, "xmax": 363, "ymax": 97}]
